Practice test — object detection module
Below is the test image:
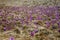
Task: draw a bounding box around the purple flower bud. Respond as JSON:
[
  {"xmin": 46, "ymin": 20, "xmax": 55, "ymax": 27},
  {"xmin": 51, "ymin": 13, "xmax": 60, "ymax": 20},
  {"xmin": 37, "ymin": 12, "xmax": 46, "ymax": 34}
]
[
  {"xmin": 4, "ymin": 27, "xmax": 6, "ymax": 31},
  {"xmin": 58, "ymin": 22, "xmax": 60, "ymax": 28},
  {"xmin": 10, "ymin": 37, "xmax": 14, "ymax": 40},
  {"xmin": 30, "ymin": 32, "xmax": 34, "ymax": 36},
  {"xmin": 58, "ymin": 30, "xmax": 60, "ymax": 33},
  {"xmin": 45, "ymin": 21, "xmax": 50, "ymax": 27},
  {"xmin": 37, "ymin": 16, "xmax": 42, "ymax": 20},
  {"xmin": 34, "ymin": 30, "xmax": 38, "ymax": 33}
]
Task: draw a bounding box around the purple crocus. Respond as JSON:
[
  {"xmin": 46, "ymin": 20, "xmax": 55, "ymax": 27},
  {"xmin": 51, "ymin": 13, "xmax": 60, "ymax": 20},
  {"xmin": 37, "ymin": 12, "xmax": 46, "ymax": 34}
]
[
  {"xmin": 10, "ymin": 37, "xmax": 14, "ymax": 40},
  {"xmin": 30, "ymin": 31, "xmax": 34, "ymax": 36},
  {"xmin": 58, "ymin": 30, "xmax": 60, "ymax": 33},
  {"xmin": 29, "ymin": 14, "xmax": 33, "ymax": 21},
  {"xmin": 37, "ymin": 16, "xmax": 42, "ymax": 20},
  {"xmin": 58, "ymin": 22, "xmax": 60, "ymax": 28},
  {"xmin": 34, "ymin": 29, "xmax": 38, "ymax": 33},
  {"xmin": 3, "ymin": 27, "xmax": 6, "ymax": 31},
  {"xmin": 45, "ymin": 21, "xmax": 50, "ymax": 28},
  {"xmin": 51, "ymin": 19, "xmax": 57, "ymax": 24}
]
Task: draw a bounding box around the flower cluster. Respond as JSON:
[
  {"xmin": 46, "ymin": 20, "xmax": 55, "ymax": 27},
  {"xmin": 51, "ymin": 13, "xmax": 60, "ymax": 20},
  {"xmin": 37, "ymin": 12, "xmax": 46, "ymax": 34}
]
[{"xmin": 0, "ymin": 6, "xmax": 60, "ymax": 32}]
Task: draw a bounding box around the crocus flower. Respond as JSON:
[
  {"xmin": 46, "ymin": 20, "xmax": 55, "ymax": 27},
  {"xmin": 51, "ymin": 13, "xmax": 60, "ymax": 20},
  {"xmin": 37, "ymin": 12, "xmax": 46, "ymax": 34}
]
[
  {"xmin": 34, "ymin": 29, "xmax": 38, "ymax": 33},
  {"xmin": 30, "ymin": 31, "xmax": 34, "ymax": 36},
  {"xmin": 3, "ymin": 27, "xmax": 6, "ymax": 31},
  {"xmin": 58, "ymin": 22, "xmax": 60, "ymax": 28},
  {"xmin": 45, "ymin": 21, "xmax": 50, "ymax": 28},
  {"xmin": 10, "ymin": 37, "xmax": 14, "ymax": 40},
  {"xmin": 58, "ymin": 30, "xmax": 60, "ymax": 33}
]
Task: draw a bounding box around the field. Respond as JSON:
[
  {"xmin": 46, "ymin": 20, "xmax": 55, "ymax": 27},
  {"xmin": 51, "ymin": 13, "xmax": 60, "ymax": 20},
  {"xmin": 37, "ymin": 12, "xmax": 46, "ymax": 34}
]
[{"xmin": 0, "ymin": 0, "xmax": 60, "ymax": 40}]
